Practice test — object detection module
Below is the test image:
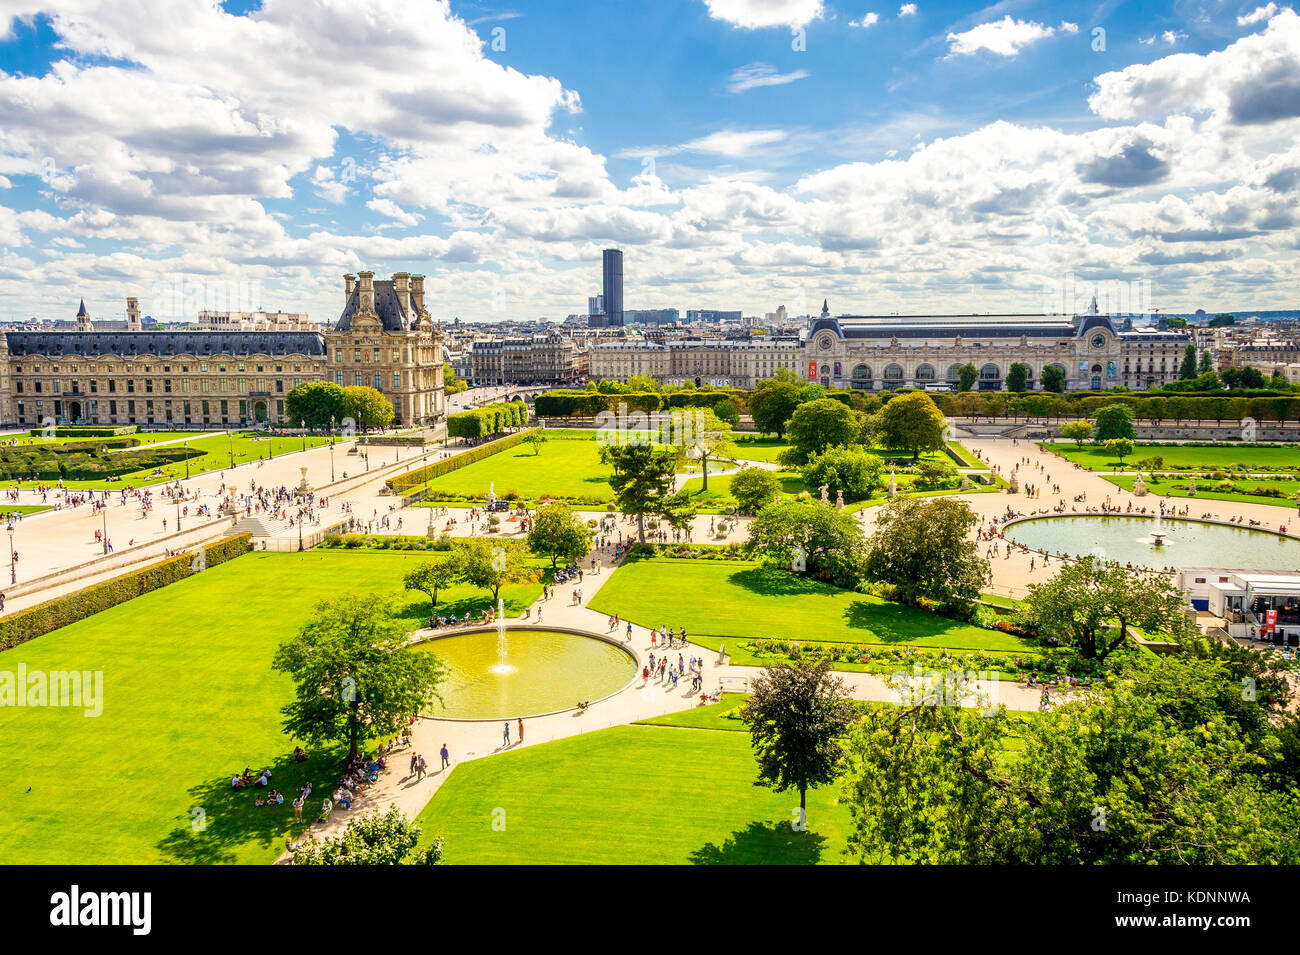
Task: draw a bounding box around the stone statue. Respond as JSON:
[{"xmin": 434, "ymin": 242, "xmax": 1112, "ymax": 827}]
[
  {"xmin": 836, "ymin": 489, "xmax": 844, "ymax": 509},
  {"xmin": 887, "ymin": 470, "xmax": 898, "ymax": 498},
  {"xmin": 1133, "ymin": 473, "xmax": 1148, "ymax": 497},
  {"xmin": 819, "ymin": 484, "xmax": 829, "ymax": 505}
]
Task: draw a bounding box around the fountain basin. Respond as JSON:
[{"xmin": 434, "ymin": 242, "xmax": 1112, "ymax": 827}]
[
  {"xmin": 1004, "ymin": 515, "xmax": 1299, "ymax": 571},
  {"xmin": 410, "ymin": 626, "xmax": 637, "ymax": 720}
]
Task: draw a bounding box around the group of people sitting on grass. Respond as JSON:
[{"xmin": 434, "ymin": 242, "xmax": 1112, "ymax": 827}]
[
  {"xmin": 553, "ymin": 560, "xmax": 583, "ymax": 584},
  {"xmin": 231, "ymin": 766, "xmax": 273, "ymax": 790},
  {"xmin": 427, "ymin": 606, "xmax": 497, "ymax": 629}
]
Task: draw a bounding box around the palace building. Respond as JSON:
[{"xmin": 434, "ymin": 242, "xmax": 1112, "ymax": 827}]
[
  {"xmin": 0, "ymin": 271, "xmax": 445, "ymax": 429},
  {"xmin": 590, "ymin": 299, "xmax": 1192, "ymax": 392}
]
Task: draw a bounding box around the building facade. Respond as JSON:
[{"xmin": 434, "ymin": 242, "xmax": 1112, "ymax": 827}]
[
  {"xmin": 590, "ymin": 300, "xmax": 1192, "ymax": 392},
  {"xmin": 0, "ymin": 271, "xmax": 445, "ymax": 429},
  {"xmin": 470, "ymin": 334, "xmax": 588, "ymax": 386}
]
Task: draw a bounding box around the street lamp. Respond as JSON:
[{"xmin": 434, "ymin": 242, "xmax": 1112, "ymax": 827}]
[
  {"xmin": 175, "ymin": 497, "xmax": 182, "ymax": 533},
  {"xmin": 184, "ymin": 440, "xmax": 190, "ymax": 480},
  {"xmin": 297, "ymin": 506, "xmax": 306, "ymax": 552},
  {"xmin": 7, "ymin": 522, "xmax": 14, "ymax": 586},
  {"xmin": 101, "ymin": 504, "xmax": 108, "ymax": 555},
  {"xmin": 228, "ymin": 430, "xmax": 234, "ymax": 469}
]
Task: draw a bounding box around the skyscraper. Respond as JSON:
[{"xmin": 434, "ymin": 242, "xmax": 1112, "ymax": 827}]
[{"xmin": 602, "ymin": 248, "xmax": 623, "ymax": 327}]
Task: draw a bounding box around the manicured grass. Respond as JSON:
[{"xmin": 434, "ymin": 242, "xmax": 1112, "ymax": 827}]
[
  {"xmin": 414, "ymin": 724, "xmax": 851, "ymax": 864},
  {"xmin": 636, "ymin": 694, "xmax": 749, "ymax": 730},
  {"xmin": 0, "ymin": 429, "xmax": 208, "ymax": 448},
  {"xmin": 1043, "ymin": 441, "xmax": 1300, "ymax": 471},
  {"xmin": 1105, "ymin": 473, "xmax": 1300, "ymax": 509},
  {"xmin": 423, "ymin": 435, "xmax": 614, "ymax": 504},
  {"xmin": 946, "ymin": 441, "xmax": 983, "ymax": 468},
  {"xmin": 0, "ymin": 550, "xmax": 544, "ymax": 865},
  {"xmin": 588, "ymin": 556, "xmax": 1033, "ymax": 654},
  {"xmin": 730, "ymin": 437, "xmax": 792, "ymax": 463}
]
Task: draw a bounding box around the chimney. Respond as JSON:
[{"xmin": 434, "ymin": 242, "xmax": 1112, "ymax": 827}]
[
  {"xmin": 393, "ymin": 271, "xmax": 410, "ymax": 297},
  {"xmin": 344, "ymin": 273, "xmax": 356, "ymax": 298},
  {"xmin": 357, "ymin": 271, "xmax": 375, "ymax": 313},
  {"xmin": 126, "ymin": 296, "xmax": 140, "ymax": 330},
  {"xmin": 411, "ymin": 274, "xmax": 426, "ymax": 314}
]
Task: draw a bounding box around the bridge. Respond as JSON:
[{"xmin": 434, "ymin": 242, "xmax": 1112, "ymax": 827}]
[{"xmin": 447, "ymin": 383, "xmax": 557, "ymax": 412}]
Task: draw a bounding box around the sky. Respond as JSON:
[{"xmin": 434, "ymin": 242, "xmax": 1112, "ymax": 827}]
[{"xmin": 0, "ymin": 0, "xmax": 1298, "ymax": 324}]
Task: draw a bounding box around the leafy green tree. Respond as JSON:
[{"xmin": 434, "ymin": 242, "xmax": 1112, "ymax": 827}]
[
  {"xmin": 783, "ymin": 398, "xmax": 860, "ymax": 464},
  {"xmin": 1018, "ymin": 555, "xmax": 1196, "ymax": 661},
  {"xmin": 957, "ymin": 363, "xmax": 978, "ymax": 392},
  {"xmin": 272, "ymin": 594, "xmax": 446, "ymax": 758},
  {"xmin": 1040, "ymin": 364, "xmax": 1066, "ymax": 393},
  {"xmin": 748, "ymin": 379, "xmax": 804, "ymax": 438},
  {"xmin": 1104, "ymin": 437, "xmax": 1134, "ymax": 465},
  {"xmin": 1239, "ymin": 366, "xmax": 1265, "ymax": 388},
  {"xmin": 526, "ymin": 503, "xmax": 592, "ymax": 570},
  {"xmin": 914, "ymin": 459, "xmax": 957, "ymax": 488},
  {"xmin": 862, "ymin": 497, "xmax": 988, "ymax": 608},
  {"xmin": 1058, "ymin": 420, "xmax": 1094, "ymax": 448},
  {"xmin": 688, "ymin": 409, "xmax": 738, "ymax": 491},
  {"xmin": 741, "ymin": 659, "xmax": 855, "ymax": 815},
  {"xmin": 286, "ymin": 381, "xmax": 346, "ymax": 430},
  {"xmin": 1179, "ymin": 343, "xmax": 1198, "ymax": 380},
  {"xmin": 1198, "ymin": 350, "xmax": 1214, "ymax": 374},
  {"xmin": 729, "ymin": 467, "xmax": 781, "ymax": 513},
  {"xmin": 402, "ymin": 555, "xmax": 462, "ymax": 612},
  {"xmin": 341, "ymin": 385, "xmax": 395, "ymax": 432},
  {"xmin": 1093, "ymin": 402, "xmax": 1135, "ymax": 441},
  {"xmin": 626, "ymin": 373, "xmax": 659, "ymax": 392},
  {"xmin": 293, "ymin": 806, "xmax": 443, "ymax": 866},
  {"xmin": 443, "ymin": 362, "xmax": 468, "ymax": 395},
  {"xmin": 800, "ymin": 446, "xmax": 884, "ymax": 502},
  {"xmin": 711, "ymin": 397, "xmax": 741, "ymax": 428},
  {"xmin": 874, "ymin": 391, "xmax": 946, "ymax": 461},
  {"xmin": 1006, "ymin": 362, "xmax": 1030, "ymax": 393},
  {"xmin": 458, "ymin": 538, "xmax": 537, "ymax": 604},
  {"xmin": 746, "ymin": 500, "xmax": 866, "ymax": 584},
  {"xmin": 523, "ymin": 431, "xmax": 547, "ymax": 456},
  {"xmin": 601, "ymin": 444, "xmax": 685, "ymax": 545},
  {"xmin": 1209, "ymin": 313, "xmax": 1236, "ymax": 326}
]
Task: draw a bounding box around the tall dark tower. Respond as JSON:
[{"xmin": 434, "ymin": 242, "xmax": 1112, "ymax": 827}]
[{"xmin": 602, "ymin": 248, "xmax": 624, "ymax": 327}]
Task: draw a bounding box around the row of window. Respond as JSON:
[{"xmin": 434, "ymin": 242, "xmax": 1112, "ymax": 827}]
[
  {"xmin": 335, "ymin": 371, "xmax": 402, "ymax": 389},
  {"xmin": 17, "ymin": 398, "xmax": 285, "ymax": 422},
  {"xmin": 13, "ymin": 378, "xmax": 304, "ymax": 395}
]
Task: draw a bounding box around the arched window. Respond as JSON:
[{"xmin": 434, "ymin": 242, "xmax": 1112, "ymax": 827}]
[
  {"xmin": 851, "ymin": 364, "xmax": 872, "ymax": 380},
  {"xmin": 915, "ymin": 363, "xmax": 935, "ymax": 381},
  {"xmin": 833, "ymin": 361, "xmax": 842, "ymax": 377},
  {"xmin": 946, "ymin": 364, "xmax": 963, "ymax": 381},
  {"xmin": 884, "ymin": 363, "xmax": 904, "ymax": 380},
  {"xmin": 980, "ymin": 363, "xmax": 1000, "ymax": 380}
]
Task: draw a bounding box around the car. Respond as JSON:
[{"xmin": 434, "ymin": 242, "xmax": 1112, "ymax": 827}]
[{"xmin": 487, "ymin": 500, "xmax": 512, "ymax": 512}]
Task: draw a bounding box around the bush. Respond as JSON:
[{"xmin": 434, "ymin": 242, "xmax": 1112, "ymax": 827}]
[
  {"xmin": 729, "ymin": 467, "xmax": 781, "ymax": 513},
  {"xmin": 0, "ymin": 534, "xmax": 252, "ymax": 650},
  {"xmin": 388, "ymin": 428, "xmax": 538, "ymax": 492}
]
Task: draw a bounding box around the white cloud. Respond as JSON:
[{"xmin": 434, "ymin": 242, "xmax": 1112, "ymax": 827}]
[
  {"xmin": 946, "ymin": 16, "xmax": 1058, "ymax": 57},
  {"xmin": 1239, "ymin": 4, "xmax": 1279, "ymax": 26},
  {"xmin": 1162, "ymin": 30, "xmax": 1188, "ymax": 44},
  {"xmin": 850, "ymin": 12, "xmax": 879, "ymax": 28},
  {"xmin": 366, "ymin": 197, "xmax": 421, "ymax": 227},
  {"xmin": 898, "ymin": 3, "xmax": 917, "ymax": 16},
  {"xmin": 1059, "ymin": 21, "xmax": 1079, "ymax": 34},
  {"xmin": 702, "ymin": 0, "xmax": 824, "ymax": 29},
  {"xmin": 726, "ymin": 62, "xmax": 811, "ymax": 93},
  {"xmin": 1139, "ymin": 35, "xmax": 1156, "ymax": 45},
  {"xmin": 681, "ymin": 129, "xmax": 789, "ymax": 156}
]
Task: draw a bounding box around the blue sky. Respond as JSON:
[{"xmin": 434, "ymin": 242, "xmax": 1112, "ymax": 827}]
[{"xmin": 0, "ymin": 0, "xmax": 1298, "ymax": 323}]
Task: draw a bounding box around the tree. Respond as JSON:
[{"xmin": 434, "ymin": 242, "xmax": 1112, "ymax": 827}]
[
  {"xmin": 601, "ymin": 443, "xmax": 684, "ymax": 545},
  {"xmin": 626, "ymin": 373, "xmax": 659, "ymax": 392},
  {"xmin": 729, "ymin": 467, "xmax": 781, "ymax": 513},
  {"xmin": 1018, "ymin": 556, "xmax": 1196, "ymax": 661},
  {"xmin": 523, "ymin": 430, "xmax": 547, "ymax": 456},
  {"xmin": 783, "ymin": 398, "xmax": 859, "ymax": 463},
  {"xmin": 874, "ymin": 391, "xmax": 946, "ymax": 461},
  {"xmin": 442, "ymin": 362, "xmax": 468, "ymax": 395},
  {"xmin": 293, "ymin": 806, "xmax": 443, "ymax": 866},
  {"xmin": 341, "ymin": 385, "xmax": 395, "ymax": 432},
  {"xmin": 957, "ymin": 363, "xmax": 978, "ymax": 393},
  {"xmin": 1198, "ymin": 350, "xmax": 1214, "ymax": 374},
  {"xmin": 1006, "ymin": 362, "xmax": 1029, "ymax": 393},
  {"xmin": 748, "ymin": 379, "xmax": 802, "ymax": 438},
  {"xmin": 711, "ymin": 397, "xmax": 741, "ymax": 428},
  {"xmin": 1104, "ymin": 436, "xmax": 1134, "ymax": 465},
  {"xmin": 862, "ymin": 497, "xmax": 988, "ymax": 608},
  {"xmin": 800, "ymin": 446, "xmax": 884, "ymax": 502},
  {"xmin": 746, "ymin": 500, "xmax": 866, "ymax": 584},
  {"xmin": 1209, "ymin": 313, "xmax": 1236, "ymax": 326},
  {"xmin": 1239, "ymin": 366, "xmax": 1265, "ymax": 389},
  {"xmin": 1058, "ymin": 420, "xmax": 1094, "ymax": 449},
  {"xmin": 1040, "ymin": 364, "xmax": 1066, "ymax": 394},
  {"xmin": 286, "ymin": 381, "xmax": 347, "ymax": 430},
  {"xmin": 688, "ymin": 408, "xmax": 738, "ymax": 492},
  {"xmin": 741, "ymin": 659, "xmax": 855, "ymax": 814},
  {"xmin": 1093, "ymin": 402, "xmax": 1135, "ymax": 441},
  {"xmin": 458, "ymin": 538, "xmax": 537, "ymax": 604},
  {"xmin": 526, "ymin": 503, "xmax": 592, "ymax": 570},
  {"xmin": 272, "ymin": 594, "xmax": 446, "ymax": 759},
  {"xmin": 403, "ymin": 555, "xmax": 461, "ymax": 612},
  {"xmin": 1179, "ymin": 343, "xmax": 1198, "ymax": 380}
]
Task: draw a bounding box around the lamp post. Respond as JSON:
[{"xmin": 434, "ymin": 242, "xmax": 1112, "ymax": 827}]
[
  {"xmin": 175, "ymin": 497, "xmax": 182, "ymax": 533},
  {"xmin": 7, "ymin": 522, "xmax": 14, "ymax": 585},
  {"xmin": 101, "ymin": 504, "xmax": 108, "ymax": 555},
  {"xmin": 184, "ymin": 440, "xmax": 190, "ymax": 480},
  {"xmin": 227, "ymin": 430, "xmax": 234, "ymax": 469},
  {"xmin": 297, "ymin": 506, "xmax": 306, "ymax": 553}
]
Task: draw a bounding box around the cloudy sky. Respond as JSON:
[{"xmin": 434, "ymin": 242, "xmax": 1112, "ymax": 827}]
[{"xmin": 0, "ymin": 0, "xmax": 1298, "ymax": 324}]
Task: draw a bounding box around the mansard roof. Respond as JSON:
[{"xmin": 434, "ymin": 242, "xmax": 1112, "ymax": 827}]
[
  {"xmin": 4, "ymin": 330, "xmax": 326, "ymax": 358},
  {"xmin": 335, "ymin": 279, "xmax": 421, "ymax": 332}
]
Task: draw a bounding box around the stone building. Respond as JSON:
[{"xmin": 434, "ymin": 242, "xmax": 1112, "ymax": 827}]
[
  {"xmin": 469, "ymin": 333, "xmax": 588, "ymax": 386},
  {"xmin": 590, "ymin": 299, "xmax": 1191, "ymax": 392},
  {"xmin": 0, "ymin": 271, "xmax": 445, "ymax": 429}
]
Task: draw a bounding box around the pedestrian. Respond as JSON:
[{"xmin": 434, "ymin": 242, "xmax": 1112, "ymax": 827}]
[
  {"xmin": 440, "ymin": 743, "xmax": 450, "ymax": 769},
  {"xmin": 517, "ymin": 717, "xmax": 524, "ymax": 744},
  {"xmin": 416, "ymin": 755, "xmax": 426, "ymax": 780},
  {"xmin": 503, "ymin": 721, "xmax": 511, "ymax": 746},
  {"xmin": 409, "ymin": 752, "xmax": 417, "ymax": 775}
]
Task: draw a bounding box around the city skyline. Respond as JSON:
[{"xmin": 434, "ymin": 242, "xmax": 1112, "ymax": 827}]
[{"xmin": 1, "ymin": 1, "xmax": 1299, "ymax": 324}]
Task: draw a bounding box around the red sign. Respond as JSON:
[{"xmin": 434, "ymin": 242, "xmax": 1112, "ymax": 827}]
[
  {"xmin": 1266, "ymin": 609, "xmax": 1278, "ymax": 633},
  {"xmin": 808, "ymin": 361, "xmax": 817, "ymax": 380}
]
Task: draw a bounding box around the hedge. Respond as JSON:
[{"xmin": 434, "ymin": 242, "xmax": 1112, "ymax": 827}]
[
  {"xmin": 26, "ymin": 426, "xmax": 138, "ymax": 438},
  {"xmin": 534, "ymin": 389, "xmax": 748, "ymax": 418},
  {"xmin": 0, "ymin": 533, "xmax": 254, "ymax": 651},
  {"xmin": 387, "ymin": 427, "xmax": 538, "ymax": 492},
  {"xmin": 446, "ymin": 400, "xmax": 530, "ymax": 440},
  {"xmin": 0, "ymin": 442, "xmax": 197, "ymax": 481}
]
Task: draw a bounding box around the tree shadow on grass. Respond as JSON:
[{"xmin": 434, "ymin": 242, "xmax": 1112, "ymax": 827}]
[
  {"xmin": 729, "ymin": 566, "xmax": 835, "ymax": 598},
  {"xmin": 689, "ymin": 820, "xmax": 829, "ymax": 865},
  {"xmin": 156, "ymin": 746, "xmax": 346, "ymax": 865},
  {"xmin": 841, "ymin": 599, "xmax": 940, "ymax": 644}
]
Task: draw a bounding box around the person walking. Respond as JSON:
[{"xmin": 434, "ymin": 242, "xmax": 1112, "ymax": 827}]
[
  {"xmin": 415, "ymin": 754, "xmax": 426, "ymax": 780},
  {"xmin": 503, "ymin": 721, "xmax": 511, "ymax": 746},
  {"xmin": 440, "ymin": 743, "xmax": 450, "ymax": 769},
  {"xmin": 517, "ymin": 717, "xmax": 524, "ymax": 745}
]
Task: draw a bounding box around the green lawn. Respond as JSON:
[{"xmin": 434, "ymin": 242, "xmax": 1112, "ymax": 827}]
[
  {"xmin": 588, "ymin": 556, "xmax": 1033, "ymax": 655},
  {"xmin": 422, "ymin": 435, "xmax": 614, "ymax": 504},
  {"xmin": 730, "ymin": 437, "xmax": 792, "ymax": 463},
  {"xmin": 1043, "ymin": 441, "xmax": 1300, "ymax": 471},
  {"xmin": 1105, "ymin": 473, "xmax": 1300, "ymax": 509},
  {"xmin": 679, "ymin": 469, "xmax": 992, "ymax": 511},
  {"xmin": 0, "ymin": 550, "xmax": 544, "ymax": 865},
  {"xmin": 414, "ymin": 724, "xmax": 851, "ymax": 864},
  {"xmin": 636, "ymin": 693, "xmax": 749, "ymax": 730},
  {"xmin": 0, "ymin": 429, "xmax": 208, "ymax": 448}
]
